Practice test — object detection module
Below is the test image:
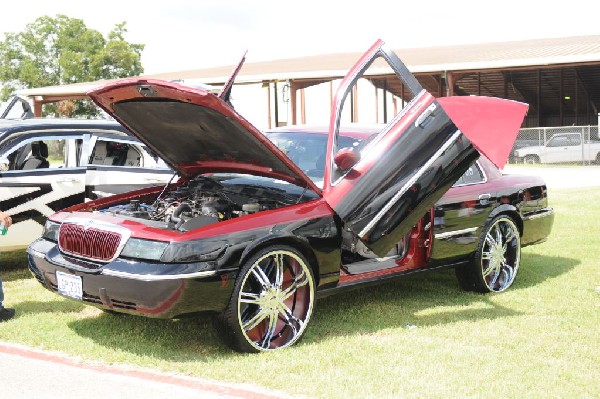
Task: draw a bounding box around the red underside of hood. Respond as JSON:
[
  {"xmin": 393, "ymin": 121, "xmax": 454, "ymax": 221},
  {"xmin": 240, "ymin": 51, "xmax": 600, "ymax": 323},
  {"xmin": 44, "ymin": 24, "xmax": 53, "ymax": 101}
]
[{"xmin": 88, "ymin": 79, "xmax": 319, "ymax": 191}]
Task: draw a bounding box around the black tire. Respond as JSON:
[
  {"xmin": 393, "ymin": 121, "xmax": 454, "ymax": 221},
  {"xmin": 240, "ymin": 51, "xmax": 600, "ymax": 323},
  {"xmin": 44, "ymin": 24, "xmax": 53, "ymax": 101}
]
[
  {"xmin": 455, "ymin": 215, "xmax": 521, "ymax": 293},
  {"xmin": 523, "ymin": 155, "xmax": 540, "ymax": 164},
  {"xmin": 216, "ymin": 245, "xmax": 315, "ymax": 353}
]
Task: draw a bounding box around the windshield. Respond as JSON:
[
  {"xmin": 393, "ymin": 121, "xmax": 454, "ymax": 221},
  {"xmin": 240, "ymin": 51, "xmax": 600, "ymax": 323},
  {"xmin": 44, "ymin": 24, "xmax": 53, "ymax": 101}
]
[{"xmin": 265, "ymin": 132, "xmax": 364, "ymax": 186}]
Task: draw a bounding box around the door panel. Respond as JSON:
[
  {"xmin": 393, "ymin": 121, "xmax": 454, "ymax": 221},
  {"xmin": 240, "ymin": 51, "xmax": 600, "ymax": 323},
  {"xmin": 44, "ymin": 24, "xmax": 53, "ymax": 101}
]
[
  {"xmin": 323, "ymin": 40, "xmax": 479, "ymax": 257},
  {"xmin": 331, "ymin": 111, "xmax": 478, "ymax": 257},
  {"xmin": 0, "ymin": 169, "xmax": 85, "ymax": 249},
  {"xmin": 429, "ymin": 162, "xmax": 494, "ymax": 264},
  {"xmin": 85, "ymin": 167, "xmax": 173, "ymax": 200}
]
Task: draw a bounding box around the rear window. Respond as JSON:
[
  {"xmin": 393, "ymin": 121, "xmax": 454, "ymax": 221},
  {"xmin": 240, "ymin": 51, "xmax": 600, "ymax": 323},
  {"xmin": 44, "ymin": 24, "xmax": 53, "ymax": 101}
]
[{"xmin": 453, "ymin": 162, "xmax": 485, "ymax": 186}]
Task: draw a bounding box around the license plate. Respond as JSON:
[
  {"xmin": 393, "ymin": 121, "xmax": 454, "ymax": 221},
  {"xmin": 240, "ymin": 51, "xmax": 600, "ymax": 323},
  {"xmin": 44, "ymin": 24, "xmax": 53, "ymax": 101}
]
[{"xmin": 56, "ymin": 271, "xmax": 83, "ymax": 300}]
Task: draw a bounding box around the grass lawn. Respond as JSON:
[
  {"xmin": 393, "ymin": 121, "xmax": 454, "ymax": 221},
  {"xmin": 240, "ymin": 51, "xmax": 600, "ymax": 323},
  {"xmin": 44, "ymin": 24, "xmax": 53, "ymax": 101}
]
[{"xmin": 1, "ymin": 186, "xmax": 599, "ymax": 398}]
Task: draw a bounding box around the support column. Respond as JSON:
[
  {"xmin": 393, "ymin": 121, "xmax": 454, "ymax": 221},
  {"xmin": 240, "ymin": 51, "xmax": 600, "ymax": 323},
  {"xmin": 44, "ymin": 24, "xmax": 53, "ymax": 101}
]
[
  {"xmin": 374, "ymin": 85, "xmax": 379, "ymax": 123},
  {"xmin": 445, "ymin": 71, "xmax": 455, "ymax": 97},
  {"xmin": 274, "ymin": 82, "xmax": 279, "ymax": 127},
  {"xmin": 290, "ymin": 81, "xmax": 298, "ymax": 125},
  {"xmin": 537, "ymin": 70, "xmax": 542, "ymax": 126},
  {"xmin": 300, "ymin": 88, "xmax": 306, "ymax": 124},
  {"xmin": 400, "ymin": 83, "xmax": 405, "ymax": 109},
  {"xmin": 33, "ymin": 100, "xmax": 43, "ymax": 117},
  {"xmin": 559, "ymin": 68, "xmax": 564, "ymax": 126},
  {"xmin": 329, "ymin": 80, "xmax": 333, "ymax": 115},
  {"xmin": 575, "ymin": 75, "xmax": 579, "ymax": 126},
  {"xmin": 383, "ymin": 79, "xmax": 388, "ymax": 123},
  {"xmin": 266, "ymin": 82, "xmax": 272, "ymax": 129},
  {"xmin": 352, "ymin": 84, "xmax": 358, "ymax": 123}
]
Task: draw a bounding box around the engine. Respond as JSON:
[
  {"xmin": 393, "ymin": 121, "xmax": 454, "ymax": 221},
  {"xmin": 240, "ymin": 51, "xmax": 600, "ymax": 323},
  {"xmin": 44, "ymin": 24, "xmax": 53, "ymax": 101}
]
[{"xmin": 101, "ymin": 176, "xmax": 282, "ymax": 232}]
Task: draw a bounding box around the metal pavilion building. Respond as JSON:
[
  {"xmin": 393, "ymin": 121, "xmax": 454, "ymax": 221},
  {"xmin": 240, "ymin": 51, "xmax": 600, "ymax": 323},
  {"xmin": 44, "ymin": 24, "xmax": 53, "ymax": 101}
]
[{"xmin": 16, "ymin": 35, "xmax": 600, "ymax": 137}]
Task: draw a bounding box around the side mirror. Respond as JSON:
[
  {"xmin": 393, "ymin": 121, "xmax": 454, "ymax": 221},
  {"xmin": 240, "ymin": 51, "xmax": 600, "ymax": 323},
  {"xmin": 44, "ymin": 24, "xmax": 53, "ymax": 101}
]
[
  {"xmin": 334, "ymin": 148, "xmax": 360, "ymax": 171},
  {"xmin": 0, "ymin": 158, "xmax": 10, "ymax": 171}
]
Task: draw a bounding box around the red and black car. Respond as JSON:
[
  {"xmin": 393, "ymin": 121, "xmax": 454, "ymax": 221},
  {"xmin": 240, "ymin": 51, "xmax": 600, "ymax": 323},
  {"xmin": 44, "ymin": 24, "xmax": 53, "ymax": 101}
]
[{"xmin": 27, "ymin": 40, "xmax": 553, "ymax": 352}]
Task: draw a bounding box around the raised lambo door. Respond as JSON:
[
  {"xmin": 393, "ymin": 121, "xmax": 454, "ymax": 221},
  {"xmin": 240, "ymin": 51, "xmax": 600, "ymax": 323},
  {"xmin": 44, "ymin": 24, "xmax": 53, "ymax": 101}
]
[
  {"xmin": 322, "ymin": 40, "xmax": 527, "ymax": 259},
  {"xmin": 322, "ymin": 40, "xmax": 478, "ymax": 258}
]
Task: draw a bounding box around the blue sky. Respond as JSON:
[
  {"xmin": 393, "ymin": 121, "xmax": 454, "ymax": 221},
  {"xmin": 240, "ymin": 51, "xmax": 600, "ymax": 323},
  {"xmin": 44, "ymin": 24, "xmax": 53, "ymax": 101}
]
[{"xmin": 2, "ymin": 0, "xmax": 599, "ymax": 74}]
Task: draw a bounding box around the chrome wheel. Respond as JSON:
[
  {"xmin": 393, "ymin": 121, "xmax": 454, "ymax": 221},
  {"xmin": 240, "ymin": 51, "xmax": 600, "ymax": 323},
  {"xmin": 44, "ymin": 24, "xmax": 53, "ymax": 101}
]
[
  {"xmin": 233, "ymin": 248, "xmax": 315, "ymax": 352},
  {"xmin": 480, "ymin": 217, "xmax": 520, "ymax": 292},
  {"xmin": 456, "ymin": 215, "xmax": 521, "ymax": 293}
]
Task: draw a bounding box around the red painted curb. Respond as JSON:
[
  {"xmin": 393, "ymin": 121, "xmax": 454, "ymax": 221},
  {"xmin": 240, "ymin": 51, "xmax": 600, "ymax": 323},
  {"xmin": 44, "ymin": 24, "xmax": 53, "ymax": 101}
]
[{"xmin": 0, "ymin": 342, "xmax": 290, "ymax": 399}]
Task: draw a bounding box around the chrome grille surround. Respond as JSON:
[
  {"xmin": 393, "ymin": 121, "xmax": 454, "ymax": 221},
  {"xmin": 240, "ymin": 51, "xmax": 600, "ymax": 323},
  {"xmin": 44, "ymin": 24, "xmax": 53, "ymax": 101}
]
[{"xmin": 58, "ymin": 217, "xmax": 131, "ymax": 263}]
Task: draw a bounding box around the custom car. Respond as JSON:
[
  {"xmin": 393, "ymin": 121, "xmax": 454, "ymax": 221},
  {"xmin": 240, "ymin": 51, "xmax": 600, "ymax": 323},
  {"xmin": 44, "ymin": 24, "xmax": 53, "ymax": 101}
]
[{"xmin": 27, "ymin": 40, "xmax": 553, "ymax": 352}]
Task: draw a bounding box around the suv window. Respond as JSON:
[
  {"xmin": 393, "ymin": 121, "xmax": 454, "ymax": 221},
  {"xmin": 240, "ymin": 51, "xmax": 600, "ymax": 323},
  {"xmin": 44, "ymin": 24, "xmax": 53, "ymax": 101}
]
[
  {"xmin": 90, "ymin": 139, "xmax": 148, "ymax": 167},
  {"xmin": 5, "ymin": 138, "xmax": 78, "ymax": 170}
]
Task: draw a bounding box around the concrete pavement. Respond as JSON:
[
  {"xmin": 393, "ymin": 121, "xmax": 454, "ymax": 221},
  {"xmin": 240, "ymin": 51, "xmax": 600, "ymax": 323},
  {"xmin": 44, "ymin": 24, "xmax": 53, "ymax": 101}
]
[{"xmin": 0, "ymin": 342, "xmax": 295, "ymax": 399}]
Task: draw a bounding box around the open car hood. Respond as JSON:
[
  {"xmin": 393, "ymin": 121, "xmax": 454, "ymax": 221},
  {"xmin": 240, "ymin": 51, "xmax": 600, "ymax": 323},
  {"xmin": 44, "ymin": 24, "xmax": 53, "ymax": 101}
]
[{"xmin": 88, "ymin": 79, "xmax": 319, "ymax": 191}]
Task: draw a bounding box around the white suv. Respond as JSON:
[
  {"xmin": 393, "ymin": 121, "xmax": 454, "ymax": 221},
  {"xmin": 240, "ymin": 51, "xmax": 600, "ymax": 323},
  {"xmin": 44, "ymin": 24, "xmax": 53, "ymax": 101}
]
[{"xmin": 0, "ymin": 118, "xmax": 173, "ymax": 250}]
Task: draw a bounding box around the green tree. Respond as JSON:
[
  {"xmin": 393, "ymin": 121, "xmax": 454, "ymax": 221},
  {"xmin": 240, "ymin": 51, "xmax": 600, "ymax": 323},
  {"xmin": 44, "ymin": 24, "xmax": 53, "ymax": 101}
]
[{"xmin": 0, "ymin": 15, "xmax": 144, "ymax": 117}]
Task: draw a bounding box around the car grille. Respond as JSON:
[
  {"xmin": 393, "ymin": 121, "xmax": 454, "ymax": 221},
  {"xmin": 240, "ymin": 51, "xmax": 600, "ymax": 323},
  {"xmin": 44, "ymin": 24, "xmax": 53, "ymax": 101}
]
[{"xmin": 58, "ymin": 223, "xmax": 122, "ymax": 262}]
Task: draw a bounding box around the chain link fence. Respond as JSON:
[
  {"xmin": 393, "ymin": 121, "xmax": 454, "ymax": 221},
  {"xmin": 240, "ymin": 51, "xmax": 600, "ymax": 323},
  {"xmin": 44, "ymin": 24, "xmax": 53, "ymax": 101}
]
[{"xmin": 509, "ymin": 125, "xmax": 600, "ymax": 165}]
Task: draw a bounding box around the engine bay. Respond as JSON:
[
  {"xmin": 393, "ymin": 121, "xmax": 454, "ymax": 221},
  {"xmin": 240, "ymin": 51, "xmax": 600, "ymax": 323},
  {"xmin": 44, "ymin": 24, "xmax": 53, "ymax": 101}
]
[{"xmin": 100, "ymin": 175, "xmax": 316, "ymax": 232}]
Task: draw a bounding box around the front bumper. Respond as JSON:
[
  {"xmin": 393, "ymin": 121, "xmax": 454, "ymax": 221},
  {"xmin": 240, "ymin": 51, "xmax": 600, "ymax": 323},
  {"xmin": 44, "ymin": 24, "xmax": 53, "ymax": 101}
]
[{"xmin": 27, "ymin": 238, "xmax": 236, "ymax": 318}]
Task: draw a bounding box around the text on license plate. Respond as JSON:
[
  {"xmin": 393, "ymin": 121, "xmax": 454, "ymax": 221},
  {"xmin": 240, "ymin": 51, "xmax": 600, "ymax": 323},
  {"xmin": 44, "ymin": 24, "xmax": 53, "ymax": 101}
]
[{"xmin": 56, "ymin": 271, "xmax": 83, "ymax": 300}]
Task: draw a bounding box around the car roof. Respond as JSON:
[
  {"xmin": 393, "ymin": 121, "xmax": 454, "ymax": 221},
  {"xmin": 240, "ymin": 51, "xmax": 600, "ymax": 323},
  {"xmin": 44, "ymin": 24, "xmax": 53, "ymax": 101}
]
[
  {"xmin": 266, "ymin": 123, "xmax": 503, "ymax": 176},
  {"xmin": 265, "ymin": 124, "xmax": 382, "ymax": 139},
  {"xmin": 0, "ymin": 118, "xmax": 125, "ymax": 133}
]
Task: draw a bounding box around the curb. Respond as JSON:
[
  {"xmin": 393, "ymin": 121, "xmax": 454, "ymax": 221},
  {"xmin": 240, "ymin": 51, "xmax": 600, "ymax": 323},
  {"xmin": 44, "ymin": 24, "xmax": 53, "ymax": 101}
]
[{"xmin": 0, "ymin": 341, "xmax": 294, "ymax": 399}]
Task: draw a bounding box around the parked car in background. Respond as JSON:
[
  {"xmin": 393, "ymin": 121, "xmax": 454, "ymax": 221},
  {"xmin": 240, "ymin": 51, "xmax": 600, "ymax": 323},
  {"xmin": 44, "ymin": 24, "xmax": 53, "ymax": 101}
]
[
  {"xmin": 0, "ymin": 118, "xmax": 173, "ymax": 250},
  {"xmin": 513, "ymin": 132, "xmax": 600, "ymax": 164},
  {"xmin": 27, "ymin": 40, "xmax": 545, "ymax": 353}
]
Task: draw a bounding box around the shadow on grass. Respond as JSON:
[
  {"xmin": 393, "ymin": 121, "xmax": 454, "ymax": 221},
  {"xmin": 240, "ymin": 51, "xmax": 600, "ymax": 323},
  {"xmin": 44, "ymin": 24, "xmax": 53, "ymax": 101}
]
[
  {"xmin": 2, "ymin": 268, "xmax": 32, "ymax": 282},
  {"xmin": 0, "ymin": 249, "xmax": 28, "ymax": 271},
  {"xmin": 514, "ymin": 252, "xmax": 579, "ymax": 290},
  {"xmin": 306, "ymin": 253, "xmax": 578, "ymax": 343},
  {"xmin": 62, "ymin": 253, "xmax": 576, "ymax": 359},
  {"xmin": 68, "ymin": 312, "xmax": 234, "ymax": 361},
  {"xmin": 13, "ymin": 299, "xmax": 86, "ymax": 315}
]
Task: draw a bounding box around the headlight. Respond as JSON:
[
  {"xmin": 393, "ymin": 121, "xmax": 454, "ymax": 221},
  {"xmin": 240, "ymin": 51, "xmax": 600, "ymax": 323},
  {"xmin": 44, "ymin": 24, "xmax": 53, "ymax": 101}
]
[
  {"xmin": 160, "ymin": 240, "xmax": 227, "ymax": 263},
  {"xmin": 121, "ymin": 238, "xmax": 169, "ymax": 261},
  {"xmin": 42, "ymin": 220, "xmax": 61, "ymax": 242}
]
